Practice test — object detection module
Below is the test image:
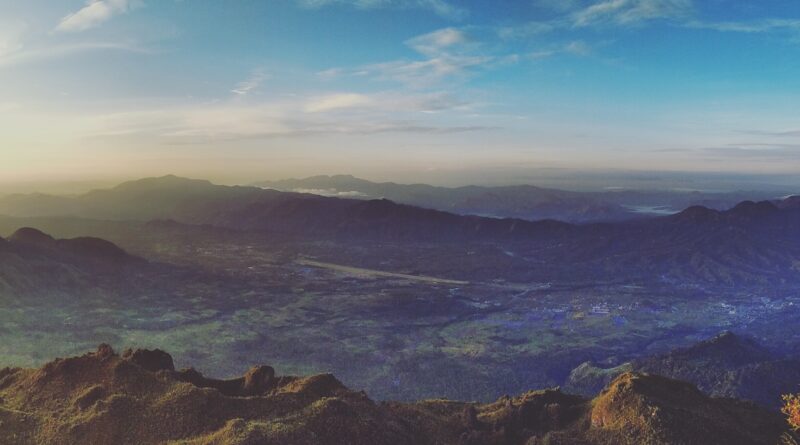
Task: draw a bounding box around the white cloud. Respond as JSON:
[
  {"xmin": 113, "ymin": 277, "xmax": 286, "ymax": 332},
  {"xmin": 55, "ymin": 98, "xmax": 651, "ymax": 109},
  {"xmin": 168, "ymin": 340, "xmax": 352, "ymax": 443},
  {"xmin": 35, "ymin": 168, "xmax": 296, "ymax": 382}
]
[
  {"xmin": 69, "ymin": 90, "xmax": 482, "ymax": 143},
  {"xmin": 56, "ymin": 0, "xmax": 142, "ymax": 33},
  {"xmin": 320, "ymin": 27, "xmax": 506, "ymax": 87},
  {"xmin": 305, "ymin": 93, "xmax": 373, "ymax": 112},
  {"xmin": 533, "ymin": 0, "xmax": 583, "ymax": 13},
  {"xmin": 500, "ymin": 0, "xmax": 799, "ymax": 46},
  {"xmin": 0, "ymin": 42, "xmax": 150, "ymax": 68},
  {"xmin": 304, "ymin": 91, "xmax": 466, "ymax": 113},
  {"xmin": 497, "ymin": 22, "xmax": 556, "ymax": 40},
  {"xmin": 419, "ymin": 0, "xmax": 468, "ymax": 21},
  {"xmin": 231, "ymin": 70, "xmax": 269, "ymax": 96},
  {"xmin": 572, "ymin": 0, "xmax": 692, "ymax": 27},
  {"xmin": 565, "ymin": 40, "xmax": 592, "ymax": 56},
  {"xmin": 700, "ymin": 144, "xmax": 800, "ymax": 161},
  {"xmin": 363, "ymin": 55, "xmax": 492, "ymax": 87},
  {"xmin": 295, "ymin": 0, "xmax": 467, "ymax": 20},
  {"xmin": 406, "ymin": 28, "xmax": 469, "ymax": 56},
  {"xmin": 528, "ymin": 50, "xmax": 557, "ymax": 60},
  {"xmin": 316, "ymin": 67, "xmax": 345, "ymax": 79},
  {"xmin": 686, "ymin": 19, "xmax": 800, "ymax": 34},
  {"xmin": 290, "ymin": 188, "xmax": 368, "ymax": 197},
  {"xmin": 0, "ymin": 19, "xmax": 28, "ymax": 58}
]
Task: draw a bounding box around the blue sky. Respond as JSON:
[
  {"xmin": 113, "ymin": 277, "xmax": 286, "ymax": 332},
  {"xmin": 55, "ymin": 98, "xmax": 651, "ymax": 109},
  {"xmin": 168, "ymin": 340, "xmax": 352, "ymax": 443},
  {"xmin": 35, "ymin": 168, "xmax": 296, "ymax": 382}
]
[{"xmin": 0, "ymin": 0, "xmax": 799, "ymax": 185}]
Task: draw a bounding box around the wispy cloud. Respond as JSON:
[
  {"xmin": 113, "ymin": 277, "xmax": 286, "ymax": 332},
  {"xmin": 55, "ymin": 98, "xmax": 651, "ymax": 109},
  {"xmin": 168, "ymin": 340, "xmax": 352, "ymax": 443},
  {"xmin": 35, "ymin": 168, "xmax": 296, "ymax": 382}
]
[
  {"xmin": 316, "ymin": 68, "xmax": 345, "ymax": 80},
  {"xmin": 56, "ymin": 0, "xmax": 142, "ymax": 33},
  {"xmin": 305, "ymin": 91, "xmax": 468, "ymax": 113},
  {"xmin": 524, "ymin": 0, "xmax": 799, "ymax": 39},
  {"xmin": 497, "ymin": 21, "xmax": 556, "ymax": 40},
  {"xmin": 362, "ymin": 55, "xmax": 494, "ymax": 87},
  {"xmin": 74, "ymin": 90, "xmax": 483, "ymax": 143},
  {"xmin": 231, "ymin": 70, "xmax": 269, "ymax": 96},
  {"xmin": 741, "ymin": 129, "xmax": 800, "ymax": 138},
  {"xmin": 305, "ymin": 93, "xmax": 373, "ymax": 112},
  {"xmin": 320, "ymin": 27, "xmax": 513, "ymax": 87},
  {"xmin": 0, "ymin": 19, "xmax": 28, "ymax": 58},
  {"xmin": 0, "ymin": 42, "xmax": 151, "ymax": 68},
  {"xmin": 572, "ymin": 0, "xmax": 693, "ymax": 27},
  {"xmin": 295, "ymin": 0, "xmax": 467, "ymax": 20},
  {"xmin": 700, "ymin": 144, "xmax": 800, "ymax": 160},
  {"xmin": 534, "ymin": 0, "xmax": 584, "ymax": 13},
  {"xmin": 565, "ymin": 40, "xmax": 592, "ymax": 56},
  {"xmin": 686, "ymin": 18, "xmax": 800, "ymax": 34},
  {"xmin": 406, "ymin": 27, "xmax": 470, "ymax": 56}
]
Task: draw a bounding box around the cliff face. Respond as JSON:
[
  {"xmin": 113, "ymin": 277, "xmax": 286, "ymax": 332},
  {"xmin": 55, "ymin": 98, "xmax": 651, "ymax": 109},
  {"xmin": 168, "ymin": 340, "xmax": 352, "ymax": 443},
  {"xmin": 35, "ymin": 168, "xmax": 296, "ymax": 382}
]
[{"xmin": 0, "ymin": 346, "xmax": 788, "ymax": 445}]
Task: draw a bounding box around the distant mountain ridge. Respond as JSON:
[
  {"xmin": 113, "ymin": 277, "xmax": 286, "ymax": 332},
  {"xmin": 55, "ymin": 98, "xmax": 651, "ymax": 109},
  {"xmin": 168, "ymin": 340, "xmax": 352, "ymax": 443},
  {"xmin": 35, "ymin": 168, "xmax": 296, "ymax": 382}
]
[
  {"xmin": 0, "ymin": 345, "xmax": 788, "ymax": 445},
  {"xmin": 255, "ymin": 174, "xmax": 791, "ymax": 223},
  {"xmin": 1, "ymin": 175, "xmax": 577, "ymax": 241},
  {"xmin": 2, "ymin": 176, "xmax": 800, "ymax": 284}
]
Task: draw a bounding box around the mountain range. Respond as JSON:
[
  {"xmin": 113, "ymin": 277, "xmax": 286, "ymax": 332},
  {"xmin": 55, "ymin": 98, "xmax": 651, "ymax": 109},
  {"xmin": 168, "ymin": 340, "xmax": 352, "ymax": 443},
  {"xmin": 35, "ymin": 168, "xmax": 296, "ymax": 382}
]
[
  {"xmin": 2, "ymin": 176, "xmax": 800, "ymax": 285},
  {"xmin": 255, "ymin": 174, "xmax": 790, "ymax": 223},
  {"xmin": 1, "ymin": 178, "xmax": 799, "ymax": 443}
]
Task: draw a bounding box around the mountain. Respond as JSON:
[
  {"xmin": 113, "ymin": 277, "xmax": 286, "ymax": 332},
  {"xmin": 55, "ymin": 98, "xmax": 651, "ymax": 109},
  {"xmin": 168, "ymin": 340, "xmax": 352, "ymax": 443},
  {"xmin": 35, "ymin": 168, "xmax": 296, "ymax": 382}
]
[
  {"xmin": 255, "ymin": 175, "xmax": 644, "ymax": 223},
  {"xmin": 6, "ymin": 227, "xmax": 142, "ymax": 267},
  {"xmin": 0, "ymin": 175, "xmax": 270, "ymax": 221},
  {"xmin": 565, "ymin": 332, "xmax": 800, "ymax": 409},
  {"xmin": 8, "ymin": 227, "xmax": 144, "ymax": 265},
  {"xmin": 777, "ymin": 195, "xmax": 800, "ymax": 209},
  {"xmin": 255, "ymin": 174, "xmax": 787, "ymax": 223},
  {"xmin": 1, "ymin": 176, "xmax": 575, "ymax": 242},
  {"xmin": 0, "ymin": 345, "xmax": 787, "ymax": 445},
  {"xmin": 2, "ymin": 177, "xmax": 800, "ymax": 284},
  {"xmin": 0, "ymin": 228, "xmax": 145, "ymax": 298}
]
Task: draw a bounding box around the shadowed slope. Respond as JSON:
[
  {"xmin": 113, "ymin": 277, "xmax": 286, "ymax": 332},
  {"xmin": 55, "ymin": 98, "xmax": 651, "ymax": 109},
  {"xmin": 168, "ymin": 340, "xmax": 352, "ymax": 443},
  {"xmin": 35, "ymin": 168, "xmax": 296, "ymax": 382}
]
[
  {"xmin": 7, "ymin": 227, "xmax": 142, "ymax": 266},
  {"xmin": 566, "ymin": 332, "xmax": 800, "ymax": 409}
]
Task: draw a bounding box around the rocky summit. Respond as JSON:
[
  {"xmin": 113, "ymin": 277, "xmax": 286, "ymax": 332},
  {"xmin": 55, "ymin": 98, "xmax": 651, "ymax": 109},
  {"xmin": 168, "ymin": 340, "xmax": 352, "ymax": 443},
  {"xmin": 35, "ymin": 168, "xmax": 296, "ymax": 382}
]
[{"xmin": 0, "ymin": 346, "xmax": 788, "ymax": 445}]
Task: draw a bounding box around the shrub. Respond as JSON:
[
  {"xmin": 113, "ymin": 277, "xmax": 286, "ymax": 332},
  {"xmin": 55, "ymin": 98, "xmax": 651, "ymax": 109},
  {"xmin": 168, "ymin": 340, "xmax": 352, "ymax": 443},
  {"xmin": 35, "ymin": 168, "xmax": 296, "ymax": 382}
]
[{"xmin": 784, "ymin": 394, "xmax": 800, "ymax": 431}]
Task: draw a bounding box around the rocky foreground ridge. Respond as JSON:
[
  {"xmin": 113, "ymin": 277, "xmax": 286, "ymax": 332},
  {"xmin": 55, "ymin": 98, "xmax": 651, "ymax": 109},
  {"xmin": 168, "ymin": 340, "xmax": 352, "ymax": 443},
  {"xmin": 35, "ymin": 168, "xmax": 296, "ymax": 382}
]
[{"xmin": 0, "ymin": 345, "xmax": 792, "ymax": 445}]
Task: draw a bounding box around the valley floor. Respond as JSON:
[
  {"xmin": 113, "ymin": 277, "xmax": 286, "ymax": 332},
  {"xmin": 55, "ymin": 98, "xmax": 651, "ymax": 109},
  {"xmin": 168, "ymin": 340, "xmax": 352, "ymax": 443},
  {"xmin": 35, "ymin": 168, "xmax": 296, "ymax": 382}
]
[{"xmin": 1, "ymin": 216, "xmax": 799, "ymax": 403}]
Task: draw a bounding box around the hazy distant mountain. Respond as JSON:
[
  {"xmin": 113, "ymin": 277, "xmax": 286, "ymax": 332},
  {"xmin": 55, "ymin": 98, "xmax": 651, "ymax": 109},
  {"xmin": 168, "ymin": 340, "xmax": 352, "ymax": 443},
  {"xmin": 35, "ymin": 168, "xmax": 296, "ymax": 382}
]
[
  {"xmin": 2, "ymin": 176, "xmax": 800, "ymax": 284},
  {"xmin": 0, "ymin": 176, "xmax": 574, "ymax": 241},
  {"xmin": 565, "ymin": 332, "xmax": 800, "ymax": 409},
  {"xmin": 0, "ymin": 345, "xmax": 786, "ymax": 445},
  {"xmin": 255, "ymin": 174, "xmax": 786, "ymax": 223},
  {"xmin": 8, "ymin": 227, "xmax": 140, "ymax": 265},
  {"xmin": 0, "ymin": 227, "xmax": 145, "ymax": 298},
  {"xmin": 0, "ymin": 175, "xmax": 270, "ymax": 221},
  {"xmin": 255, "ymin": 175, "xmax": 637, "ymax": 223}
]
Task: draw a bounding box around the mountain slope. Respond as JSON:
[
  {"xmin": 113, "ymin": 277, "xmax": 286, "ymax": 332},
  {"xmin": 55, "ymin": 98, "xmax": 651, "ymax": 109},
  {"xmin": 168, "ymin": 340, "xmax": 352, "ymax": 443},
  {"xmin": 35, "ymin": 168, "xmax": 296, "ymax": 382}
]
[
  {"xmin": 0, "ymin": 346, "xmax": 787, "ymax": 445},
  {"xmin": 0, "ymin": 228, "xmax": 145, "ymax": 298},
  {"xmin": 566, "ymin": 332, "xmax": 800, "ymax": 409}
]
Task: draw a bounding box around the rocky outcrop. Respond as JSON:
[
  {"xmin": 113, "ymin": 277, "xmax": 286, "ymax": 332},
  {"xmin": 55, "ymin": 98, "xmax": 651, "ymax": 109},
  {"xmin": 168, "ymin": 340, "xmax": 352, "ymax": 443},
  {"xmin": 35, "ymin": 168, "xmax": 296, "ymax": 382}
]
[{"xmin": 0, "ymin": 346, "xmax": 789, "ymax": 445}]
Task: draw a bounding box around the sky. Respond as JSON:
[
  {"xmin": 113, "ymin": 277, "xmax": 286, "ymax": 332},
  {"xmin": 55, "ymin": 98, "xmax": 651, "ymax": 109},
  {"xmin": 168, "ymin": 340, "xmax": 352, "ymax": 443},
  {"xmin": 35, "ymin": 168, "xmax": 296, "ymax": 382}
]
[{"xmin": 0, "ymin": 0, "xmax": 799, "ymax": 187}]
